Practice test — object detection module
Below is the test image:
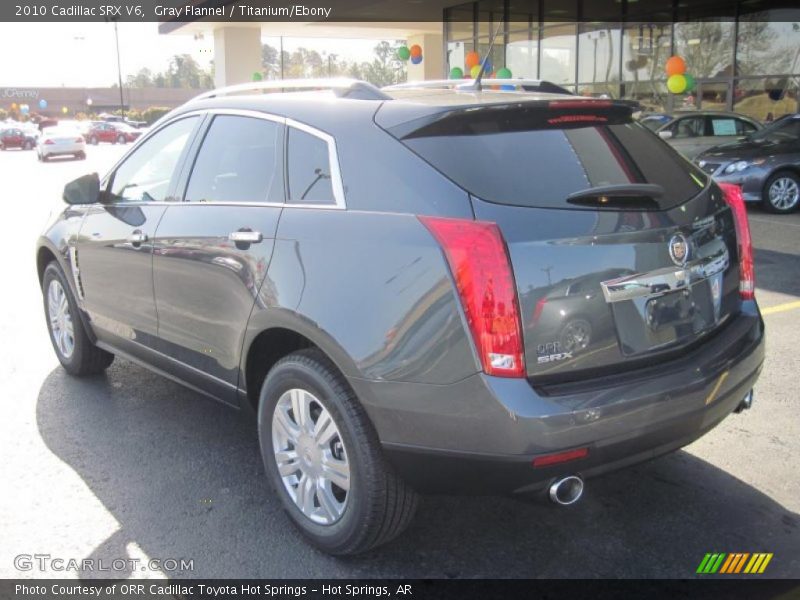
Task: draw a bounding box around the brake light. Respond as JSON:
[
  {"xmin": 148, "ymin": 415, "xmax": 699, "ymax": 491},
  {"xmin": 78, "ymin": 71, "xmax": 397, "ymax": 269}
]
[
  {"xmin": 718, "ymin": 183, "xmax": 755, "ymax": 300},
  {"xmin": 44, "ymin": 139, "xmax": 54, "ymax": 145},
  {"xmin": 548, "ymin": 99, "xmax": 613, "ymax": 109},
  {"xmin": 419, "ymin": 216, "xmax": 525, "ymax": 377}
]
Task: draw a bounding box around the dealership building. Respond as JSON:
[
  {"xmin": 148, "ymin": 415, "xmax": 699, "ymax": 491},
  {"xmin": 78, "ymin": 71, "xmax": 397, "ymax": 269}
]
[{"xmin": 162, "ymin": 0, "xmax": 800, "ymax": 121}]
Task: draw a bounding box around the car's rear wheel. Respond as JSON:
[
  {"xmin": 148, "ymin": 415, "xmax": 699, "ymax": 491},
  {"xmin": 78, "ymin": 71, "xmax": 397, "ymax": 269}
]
[
  {"xmin": 76, "ymin": 151, "xmax": 86, "ymax": 160},
  {"xmin": 117, "ymin": 134, "xmax": 126, "ymax": 144},
  {"xmin": 42, "ymin": 262, "xmax": 114, "ymax": 376},
  {"xmin": 24, "ymin": 140, "xmax": 33, "ymax": 150},
  {"xmin": 258, "ymin": 349, "xmax": 418, "ymax": 555},
  {"xmin": 763, "ymin": 171, "xmax": 800, "ymax": 214},
  {"xmin": 90, "ymin": 136, "xmax": 98, "ymax": 145}
]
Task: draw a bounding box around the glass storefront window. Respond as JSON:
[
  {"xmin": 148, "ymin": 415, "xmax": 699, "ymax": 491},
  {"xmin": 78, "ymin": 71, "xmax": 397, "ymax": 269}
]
[
  {"xmin": 477, "ymin": 36, "xmax": 507, "ymax": 75},
  {"xmin": 734, "ymin": 78, "xmax": 800, "ymax": 122},
  {"xmin": 674, "ymin": 21, "xmax": 735, "ymax": 78},
  {"xmin": 445, "ymin": 4, "xmax": 474, "ymax": 41},
  {"xmin": 622, "ymin": 22, "xmax": 671, "ymax": 82},
  {"xmin": 541, "ymin": 23, "xmax": 577, "ymax": 84},
  {"xmin": 625, "ymin": 81, "xmax": 670, "ymax": 113},
  {"xmin": 477, "ymin": 0, "xmax": 505, "ymax": 38},
  {"xmin": 578, "ymin": 23, "xmax": 621, "ymax": 84},
  {"xmin": 577, "ymin": 83, "xmax": 620, "ymax": 99},
  {"xmin": 737, "ymin": 17, "xmax": 800, "ymax": 76},
  {"xmin": 506, "ymin": 29, "xmax": 538, "ymax": 79},
  {"xmin": 447, "ymin": 40, "xmax": 474, "ymax": 75}
]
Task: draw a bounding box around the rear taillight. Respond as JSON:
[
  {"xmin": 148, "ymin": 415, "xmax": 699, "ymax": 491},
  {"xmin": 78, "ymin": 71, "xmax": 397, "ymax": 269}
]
[
  {"xmin": 44, "ymin": 139, "xmax": 54, "ymax": 145},
  {"xmin": 718, "ymin": 183, "xmax": 755, "ymax": 300},
  {"xmin": 419, "ymin": 216, "xmax": 525, "ymax": 377}
]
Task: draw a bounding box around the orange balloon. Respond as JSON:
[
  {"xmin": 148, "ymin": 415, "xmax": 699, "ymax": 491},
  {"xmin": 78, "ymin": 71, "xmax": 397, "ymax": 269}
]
[
  {"xmin": 409, "ymin": 44, "xmax": 422, "ymax": 58},
  {"xmin": 465, "ymin": 51, "xmax": 480, "ymax": 69},
  {"xmin": 665, "ymin": 56, "xmax": 686, "ymax": 77}
]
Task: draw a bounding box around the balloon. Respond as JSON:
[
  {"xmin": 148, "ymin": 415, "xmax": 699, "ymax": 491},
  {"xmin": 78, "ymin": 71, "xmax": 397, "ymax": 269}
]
[
  {"xmin": 411, "ymin": 55, "xmax": 422, "ymax": 65},
  {"xmin": 20, "ymin": 104, "xmax": 29, "ymax": 114},
  {"xmin": 10, "ymin": 102, "xmax": 17, "ymax": 109},
  {"xmin": 465, "ymin": 51, "xmax": 480, "ymax": 69},
  {"xmin": 449, "ymin": 67, "xmax": 464, "ymax": 79},
  {"xmin": 62, "ymin": 106, "xmax": 69, "ymax": 114},
  {"xmin": 480, "ymin": 58, "xmax": 493, "ymax": 73},
  {"xmin": 665, "ymin": 56, "xmax": 686, "ymax": 77},
  {"xmin": 500, "ymin": 84, "xmax": 515, "ymax": 91},
  {"xmin": 409, "ymin": 44, "xmax": 422, "ymax": 58},
  {"xmin": 252, "ymin": 72, "xmax": 263, "ymax": 81},
  {"xmin": 496, "ymin": 67, "xmax": 512, "ymax": 79},
  {"xmin": 397, "ymin": 46, "xmax": 410, "ymax": 61},
  {"xmin": 470, "ymin": 65, "xmax": 482, "ymax": 78},
  {"xmin": 667, "ymin": 74, "xmax": 687, "ymax": 94},
  {"xmin": 39, "ymin": 99, "xmax": 48, "ymax": 109},
  {"xmin": 683, "ymin": 73, "xmax": 696, "ymax": 92}
]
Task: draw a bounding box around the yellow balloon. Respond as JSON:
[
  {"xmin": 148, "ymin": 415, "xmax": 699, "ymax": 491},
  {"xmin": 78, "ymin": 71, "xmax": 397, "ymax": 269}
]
[
  {"xmin": 667, "ymin": 74, "xmax": 687, "ymax": 94},
  {"xmin": 470, "ymin": 64, "xmax": 482, "ymax": 78},
  {"xmin": 62, "ymin": 106, "xmax": 69, "ymax": 114}
]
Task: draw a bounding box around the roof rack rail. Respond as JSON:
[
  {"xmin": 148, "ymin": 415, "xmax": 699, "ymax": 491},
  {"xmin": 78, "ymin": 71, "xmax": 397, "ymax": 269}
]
[
  {"xmin": 384, "ymin": 79, "xmax": 575, "ymax": 96},
  {"xmin": 192, "ymin": 78, "xmax": 392, "ymax": 101}
]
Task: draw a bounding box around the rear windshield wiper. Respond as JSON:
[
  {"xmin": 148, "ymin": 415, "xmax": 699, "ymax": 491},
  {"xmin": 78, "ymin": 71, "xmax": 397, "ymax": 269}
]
[{"xmin": 566, "ymin": 184, "xmax": 665, "ymax": 209}]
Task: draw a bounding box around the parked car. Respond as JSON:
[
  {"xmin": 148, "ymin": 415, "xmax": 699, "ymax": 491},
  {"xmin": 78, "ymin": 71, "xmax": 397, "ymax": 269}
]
[
  {"xmin": 37, "ymin": 127, "xmax": 86, "ymax": 161},
  {"xmin": 696, "ymin": 113, "xmax": 800, "ymax": 213},
  {"xmin": 0, "ymin": 127, "xmax": 37, "ymax": 150},
  {"xmin": 100, "ymin": 113, "xmax": 148, "ymax": 129},
  {"xmin": 654, "ymin": 111, "xmax": 762, "ymax": 159},
  {"xmin": 86, "ymin": 122, "xmax": 142, "ymax": 145},
  {"xmin": 36, "ymin": 80, "xmax": 764, "ymax": 555},
  {"xmin": 639, "ymin": 112, "xmax": 672, "ymax": 131}
]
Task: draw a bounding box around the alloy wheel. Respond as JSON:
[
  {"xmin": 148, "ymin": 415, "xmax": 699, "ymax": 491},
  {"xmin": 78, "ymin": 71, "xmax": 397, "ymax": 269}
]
[
  {"xmin": 768, "ymin": 177, "xmax": 799, "ymax": 211},
  {"xmin": 47, "ymin": 279, "xmax": 75, "ymax": 359},
  {"xmin": 272, "ymin": 388, "xmax": 350, "ymax": 525}
]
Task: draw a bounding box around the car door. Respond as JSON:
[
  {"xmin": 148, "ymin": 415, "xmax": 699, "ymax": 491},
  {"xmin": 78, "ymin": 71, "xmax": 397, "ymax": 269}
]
[
  {"xmin": 665, "ymin": 116, "xmax": 706, "ymax": 158},
  {"xmin": 152, "ymin": 111, "xmax": 285, "ymax": 403},
  {"xmin": 702, "ymin": 116, "xmax": 757, "ymax": 154},
  {"xmin": 75, "ymin": 115, "xmax": 201, "ymax": 360}
]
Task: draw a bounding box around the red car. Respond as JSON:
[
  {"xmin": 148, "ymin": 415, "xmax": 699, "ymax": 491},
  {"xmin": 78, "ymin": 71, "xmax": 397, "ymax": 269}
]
[
  {"xmin": 86, "ymin": 122, "xmax": 141, "ymax": 145},
  {"xmin": 0, "ymin": 127, "xmax": 37, "ymax": 150}
]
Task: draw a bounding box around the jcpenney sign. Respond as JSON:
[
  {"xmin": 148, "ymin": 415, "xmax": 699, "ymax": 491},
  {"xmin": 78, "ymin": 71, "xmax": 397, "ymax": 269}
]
[{"xmin": 2, "ymin": 88, "xmax": 40, "ymax": 99}]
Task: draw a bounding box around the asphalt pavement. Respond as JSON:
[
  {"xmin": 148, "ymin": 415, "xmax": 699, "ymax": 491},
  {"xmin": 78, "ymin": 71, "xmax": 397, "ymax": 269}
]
[{"xmin": 1, "ymin": 143, "xmax": 798, "ymax": 579}]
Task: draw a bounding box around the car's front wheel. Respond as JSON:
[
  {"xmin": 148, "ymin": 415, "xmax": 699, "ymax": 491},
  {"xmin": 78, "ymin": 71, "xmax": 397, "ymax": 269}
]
[
  {"xmin": 258, "ymin": 349, "xmax": 418, "ymax": 555},
  {"xmin": 763, "ymin": 171, "xmax": 800, "ymax": 214},
  {"xmin": 42, "ymin": 262, "xmax": 114, "ymax": 376},
  {"xmin": 117, "ymin": 134, "xmax": 126, "ymax": 144},
  {"xmin": 89, "ymin": 136, "xmax": 98, "ymax": 145}
]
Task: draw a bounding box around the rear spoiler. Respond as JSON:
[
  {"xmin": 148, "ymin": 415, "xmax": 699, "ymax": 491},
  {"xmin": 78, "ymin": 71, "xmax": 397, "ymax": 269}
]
[{"xmin": 384, "ymin": 79, "xmax": 574, "ymax": 96}]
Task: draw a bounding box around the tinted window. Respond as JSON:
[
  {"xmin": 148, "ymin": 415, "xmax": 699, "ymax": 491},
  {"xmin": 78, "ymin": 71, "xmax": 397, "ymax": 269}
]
[
  {"xmin": 185, "ymin": 115, "xmax": 283, "ymax": 204},
  {"xmin": 287, "ymin": 128, "xmax": 334, "ymax": 204},
  {"xmin": 109, "ymin": 117, "xmax": 197, "ymax": 203},
  {"xmin": 395, "ymin": 106, "xmax": 707, "ymax": 210},
  {"xmin": 671, "ymin": 116, "xmax": 705, "ymax": 138}
]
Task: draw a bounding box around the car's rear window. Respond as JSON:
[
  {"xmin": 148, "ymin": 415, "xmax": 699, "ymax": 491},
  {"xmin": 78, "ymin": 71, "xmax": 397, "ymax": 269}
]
[{"xmin": 393, "ymin": 104, "xmax": 708, "ymax": 210}]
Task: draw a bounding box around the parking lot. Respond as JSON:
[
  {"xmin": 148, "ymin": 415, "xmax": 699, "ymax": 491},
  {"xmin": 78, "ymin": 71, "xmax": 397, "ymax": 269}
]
[{"xmin": 0, "ymin": 143, "xmax": 798, "ymax": 579}]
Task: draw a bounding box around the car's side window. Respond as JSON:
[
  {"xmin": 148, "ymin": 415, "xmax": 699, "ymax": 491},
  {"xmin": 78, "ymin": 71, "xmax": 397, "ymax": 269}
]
[
  {"xmin": 735, "ymin": 119, "xmax": 758, "ymax": 135},
  {"xmin": 709, "ymin": 117, "xmax": 739, "ymax": 136},
  {"xmin": 287, "ymin": 127, "xmax": 335, "ymax": 205},
  {"xmin": 672, "ymin": 117, "xmax": 704, "ymax": 138},
  {"xmin": 184, "ymin": 115, "xmax": 283, "ymax": 204},
  {"xmin": 108, "ymin": 116, "xmax": 198, "ymax": 204}
]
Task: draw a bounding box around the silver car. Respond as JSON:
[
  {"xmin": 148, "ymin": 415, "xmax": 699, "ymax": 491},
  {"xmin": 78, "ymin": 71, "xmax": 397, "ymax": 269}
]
[{"xmin": 656, "ymin": 111, "xmax": 762, "ymax": 159}]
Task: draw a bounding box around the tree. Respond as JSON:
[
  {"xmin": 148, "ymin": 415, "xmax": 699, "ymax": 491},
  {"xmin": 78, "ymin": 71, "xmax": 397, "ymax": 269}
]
[
  {"xmin": 166, "ymin": 54, "xmax": 213, "ymax": 89},
  {"xmin": 126, "ymin": 68, "xmax": 154, "ymax": 88}
]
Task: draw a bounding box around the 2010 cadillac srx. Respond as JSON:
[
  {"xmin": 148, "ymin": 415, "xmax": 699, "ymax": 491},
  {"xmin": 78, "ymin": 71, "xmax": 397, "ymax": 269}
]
[{"xmin": 36, "ymin": 79, "xmax": 764, "ymax": 555}]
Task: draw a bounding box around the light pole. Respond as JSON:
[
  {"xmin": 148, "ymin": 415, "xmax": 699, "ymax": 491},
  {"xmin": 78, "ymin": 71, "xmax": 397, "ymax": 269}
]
[{"xmin": 112, "ymin": 20, "xmax": 125, "ymax": 116}]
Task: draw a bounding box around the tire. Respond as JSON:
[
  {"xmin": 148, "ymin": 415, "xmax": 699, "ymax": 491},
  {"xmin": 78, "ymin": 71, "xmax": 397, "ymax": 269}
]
[
  {"xmin": 76, "ymin": 151, "xmax": 86, "ymax": 160},
  {"xmin": 762, "ymin": 171, "xmax": 800, "ymax": 214},
  {"xmin": 37, "ymin": 152, "xmax": 42, "ymax": 162},
  {"xmin": 117, "ymin": 134, "xmax": 126, "ymax": 144},
  {"xmin": 42, "ymin": 262, "xmax": 114, "ymax": 376},
  {"xmin": 41, "ymin": 154, "xmax": 49, "ymax": 162},
  {"xmin": 0, "ymin": 144, "xmax": 6, "ymax": 150},
  {"xmin": 90, "ymin": 136, "xmax": 98, "ymax": 145},
  {"xmin": 258, "ymin": 348, "xmax": 418, "ymax": 555},
  {"xmin": 24, "ymin": 140, "xmax": 33, "ymax": 150}
]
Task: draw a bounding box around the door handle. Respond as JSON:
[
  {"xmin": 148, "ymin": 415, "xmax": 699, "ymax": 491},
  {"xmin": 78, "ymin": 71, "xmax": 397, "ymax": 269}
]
[
  {"xmin": 128, "ymin": 230, "xmax": 148, "ymax": 245},
  {"xmin": 229, "ymin": 230, "xmax": 263, "ymax": 244}
]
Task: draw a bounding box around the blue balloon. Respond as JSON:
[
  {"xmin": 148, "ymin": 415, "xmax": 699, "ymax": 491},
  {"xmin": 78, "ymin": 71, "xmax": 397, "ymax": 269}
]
[
  {"xmin": 481, "ymin": 59, "xmax": 493, "ymax": 73},
  {"xmin": 410, "ymin": 55, "xmax": 422, "ymax": 65},
  {"xmin": 20, "ymin": 104, "xmax": 29, "ymax": 114},
  {"xmin": 39, "ymin": 99, "xmax": 48, "ymax": 110},
  {"xmin": 500, "ymin": 84, "xmax": 515, "ymax": 91}
]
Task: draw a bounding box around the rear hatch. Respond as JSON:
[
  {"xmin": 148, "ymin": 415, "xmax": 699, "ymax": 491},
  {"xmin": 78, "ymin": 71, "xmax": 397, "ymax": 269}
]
[{"xmin": 380, "ymin": 97, "xmax": 742, "ymax": 381}]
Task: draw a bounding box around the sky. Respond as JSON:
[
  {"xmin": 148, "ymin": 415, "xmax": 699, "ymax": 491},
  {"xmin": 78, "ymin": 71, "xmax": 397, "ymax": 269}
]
[{"xmin": 0, "ymin": 23, "xmax": 389, "ymax": 87}]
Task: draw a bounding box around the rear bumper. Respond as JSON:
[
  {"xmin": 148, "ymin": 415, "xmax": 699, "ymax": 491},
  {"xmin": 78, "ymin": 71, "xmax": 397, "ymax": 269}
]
[{"xmin": 350, "ymin": 304, "xmax": 764, "ymax": 494}]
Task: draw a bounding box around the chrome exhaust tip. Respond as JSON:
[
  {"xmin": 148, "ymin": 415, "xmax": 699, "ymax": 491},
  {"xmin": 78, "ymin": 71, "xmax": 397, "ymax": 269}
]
[
  {"xmin": 734, "ymin": 389, "xmax": 754, "ymax": 413},
  {"xmin": 548, "ymin": 475, "xmax": 584, "ymax": 506}
]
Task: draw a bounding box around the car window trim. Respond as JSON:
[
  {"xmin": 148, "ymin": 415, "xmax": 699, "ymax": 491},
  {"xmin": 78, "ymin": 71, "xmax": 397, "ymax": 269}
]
[{"xmin": 285, "ymin": 117, "xmax": 346, "ymax": 209}]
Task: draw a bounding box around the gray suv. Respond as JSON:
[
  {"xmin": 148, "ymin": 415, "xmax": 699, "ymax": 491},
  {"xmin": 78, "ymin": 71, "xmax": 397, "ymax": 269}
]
[{"xmin": 36, "ymin": 79, "xmax": 765, "ymax": 555}]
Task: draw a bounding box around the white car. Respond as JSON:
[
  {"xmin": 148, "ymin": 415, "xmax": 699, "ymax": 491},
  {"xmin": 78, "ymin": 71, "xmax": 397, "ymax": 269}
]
[{"xmin": 37, "ymin": 127, "xmax": 86, "ymax": 161}]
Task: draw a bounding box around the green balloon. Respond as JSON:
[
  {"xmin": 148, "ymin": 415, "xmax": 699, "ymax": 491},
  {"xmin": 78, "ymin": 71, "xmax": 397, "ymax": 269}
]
[
  {"xmin": 252, "ymin": 72, "xmax": 263, "ymax": 81},
  {"xmin": 397, "ymin": 46, "xmax": 410, "ymax": 61},
  {"xmin": 496, "ymin": 67, "xmax": 512, "ymax": 79},
  {"xmin": 684, "ymin": 73, "xmax": 696, "ymax": 92},
  {"xmin": 449, "ymin": 67, "xmax": 464, "ymax": 80}
]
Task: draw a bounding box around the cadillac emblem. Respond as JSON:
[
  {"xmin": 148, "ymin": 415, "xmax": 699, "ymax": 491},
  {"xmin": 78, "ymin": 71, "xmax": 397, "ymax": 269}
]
[{"xmin": 669, "ymin": 233, "xmax": 690, "ymax": 266}]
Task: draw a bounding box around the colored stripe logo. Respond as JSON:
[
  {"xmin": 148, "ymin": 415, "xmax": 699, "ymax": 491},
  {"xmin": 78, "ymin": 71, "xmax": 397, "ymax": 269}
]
[{"xmin": 696, "ymin": 553, "xmax": 773, "ymax": 574}]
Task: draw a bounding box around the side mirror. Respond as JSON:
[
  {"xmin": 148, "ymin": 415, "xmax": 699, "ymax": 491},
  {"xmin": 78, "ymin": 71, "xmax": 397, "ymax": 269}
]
[
  {"xmin": 658, "ymin": 130, "xmax": 673, "ymax": 140},
  {"xmin": 63, "ymin": 173, "xmax": 100, "ymax": 205}
]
